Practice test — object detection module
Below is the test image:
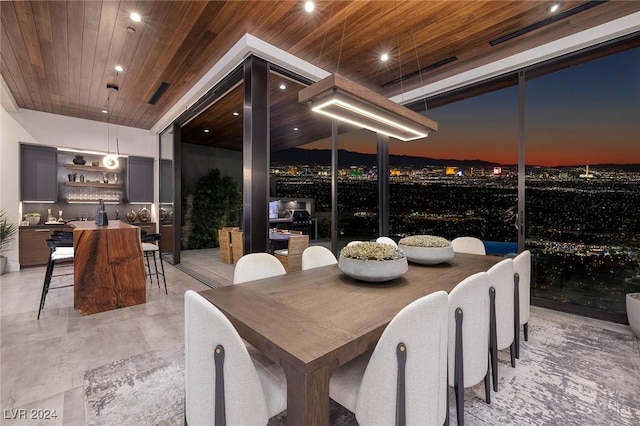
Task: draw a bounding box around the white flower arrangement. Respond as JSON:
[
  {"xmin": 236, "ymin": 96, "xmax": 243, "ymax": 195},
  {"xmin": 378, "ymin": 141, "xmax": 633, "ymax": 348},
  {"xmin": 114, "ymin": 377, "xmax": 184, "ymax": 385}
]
[
  {"xmin": 398, "ymin": 235, "xmax": 451, "ymax": 248},
  {"xmin": 340, "ymin": 241, "xmax": 406, "ymax": 261}
]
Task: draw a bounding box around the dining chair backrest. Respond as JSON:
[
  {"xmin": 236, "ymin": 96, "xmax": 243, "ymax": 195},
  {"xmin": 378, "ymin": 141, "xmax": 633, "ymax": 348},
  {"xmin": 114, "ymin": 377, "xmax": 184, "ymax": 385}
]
[
  {"xmin": 301, "ymin": 246, "xmax": 337, "ymax": 270},
  {"xmin": 218, "ymin": 228, "xmax": 233, "ymax": 264},
  {"xmin": 487, "ymin": 258, "xmax": 515, "ymax": 350},
  {"xmin": 355, "ymin": 291, "xmax": 449, "ymax": 425},
  {"xmin": 451, "ymin": 237, "xmax": 486, "ymax": 255},
  {"xmin": 231, "ymin": 230, "xmax": 244, "ymax": 263},
  {"xmin": 513, "ymin": 250, "xmax": 531, "ymax": 327},
  {"xmin": 346, "ymin": 240, "xmax": 363, "ymax": 247},
  {"xmin": 375, "ymin": 236, "xmax": 398, "ymax": 248},
  {"xmin": 233, "ymin": 253, "xmax": 286, "ymax": 284},
  {"xmin": 184, "ymin": 290, "xmax": 286, "ymax": 425},
  {"xmin": 447, "ymin": 271, "xmax": 491, "ymax": 425},
  {"xmin": 448, "ymin": 271, "xmax": 490, "ymax": 387}
]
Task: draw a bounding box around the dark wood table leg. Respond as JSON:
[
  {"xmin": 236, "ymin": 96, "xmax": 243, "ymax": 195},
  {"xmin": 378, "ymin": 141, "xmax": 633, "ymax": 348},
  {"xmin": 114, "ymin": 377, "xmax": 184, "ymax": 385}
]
[{"xmin": 282, "ymin": 363, "xmax": 332, "ymax": 426}]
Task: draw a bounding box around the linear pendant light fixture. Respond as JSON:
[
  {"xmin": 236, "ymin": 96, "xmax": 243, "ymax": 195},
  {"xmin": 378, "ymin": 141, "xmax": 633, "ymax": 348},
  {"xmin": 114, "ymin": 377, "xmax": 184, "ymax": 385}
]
[{"xmin": 299, "ymin": 73, "xmax": 437, "ymax": 141}]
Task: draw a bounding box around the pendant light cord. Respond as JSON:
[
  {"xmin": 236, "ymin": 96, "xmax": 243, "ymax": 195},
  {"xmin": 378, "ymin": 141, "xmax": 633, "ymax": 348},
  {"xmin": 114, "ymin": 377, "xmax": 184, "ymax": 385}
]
[
  {"xmin": 393, "ymin": 1, "xmax": 404, "ymax": 103},
  {"xmin": 315, "ymin": 2, "xmax": 335, "ymax": 79},
  {"xmin": 336, "ymin": 14, "xmax": 348, "ymax": 73},
  {"xmin": 411, "ymin": 23, "xmax": 429, "ymax": 116},
  {"xmin": 106, "ymin": 94, "xmax": 111, "ymax": 156}
]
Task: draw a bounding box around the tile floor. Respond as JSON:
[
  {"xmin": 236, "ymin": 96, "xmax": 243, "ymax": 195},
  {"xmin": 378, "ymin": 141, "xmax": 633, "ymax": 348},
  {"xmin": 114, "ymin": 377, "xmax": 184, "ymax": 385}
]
[
  {"xmin": 0, "ymin": 251, "xmax": 226, "ymax": 426},
  {"xmin": 0, "ymin": 248, "xmax": 636, "ymax": 425}
]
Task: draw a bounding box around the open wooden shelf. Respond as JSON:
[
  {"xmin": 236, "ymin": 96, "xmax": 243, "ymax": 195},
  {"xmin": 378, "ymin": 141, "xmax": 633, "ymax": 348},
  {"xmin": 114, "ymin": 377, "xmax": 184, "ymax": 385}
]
[
  {"xmin": 66, "ymin": 164, "xmax": 122, "ymax": 173},
  {"xmin": 65, "ymin": 182, "xmax": 123, "ymax": 189}
]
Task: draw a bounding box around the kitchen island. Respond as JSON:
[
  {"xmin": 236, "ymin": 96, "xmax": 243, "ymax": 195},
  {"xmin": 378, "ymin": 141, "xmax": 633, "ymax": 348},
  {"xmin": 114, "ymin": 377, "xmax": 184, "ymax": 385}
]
[{"xmin": 72, "ymin": 220, "xmax": 146, "ymax": 315}]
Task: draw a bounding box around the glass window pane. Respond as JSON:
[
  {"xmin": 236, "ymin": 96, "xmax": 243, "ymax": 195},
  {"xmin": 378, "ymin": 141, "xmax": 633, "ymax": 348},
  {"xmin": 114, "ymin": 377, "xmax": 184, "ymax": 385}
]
[
  {"xmin": 389, "ymin": 86, "xmax": 519, "ymax": 253},
  {"xmin": 525, "ymin": 47, "xmax": 640, "ymax": 316}
]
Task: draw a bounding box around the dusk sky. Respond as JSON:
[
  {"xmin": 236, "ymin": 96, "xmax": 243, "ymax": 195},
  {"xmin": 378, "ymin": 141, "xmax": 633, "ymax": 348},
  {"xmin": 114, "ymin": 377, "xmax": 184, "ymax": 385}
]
[{"xmin": 302, "ymin": 47, "xmax": 639, "ymax": 167}]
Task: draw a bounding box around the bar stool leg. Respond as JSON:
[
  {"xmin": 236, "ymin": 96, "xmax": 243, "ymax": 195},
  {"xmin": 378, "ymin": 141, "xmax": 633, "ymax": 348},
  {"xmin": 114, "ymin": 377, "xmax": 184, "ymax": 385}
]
[
  {"xmin": 158, "ymin": 253, "xmax": 167, "ymax": 295},
  {"xmin": 151, "ymin": 251, "xmax": 160, "ymax": 288},
  {"xmin": 38, "ymin": 258, "xmax": 55, "ymax": 320},
  {"xmin": 144, "ymin": 251, "xmax": 154, "ymax": 285}
]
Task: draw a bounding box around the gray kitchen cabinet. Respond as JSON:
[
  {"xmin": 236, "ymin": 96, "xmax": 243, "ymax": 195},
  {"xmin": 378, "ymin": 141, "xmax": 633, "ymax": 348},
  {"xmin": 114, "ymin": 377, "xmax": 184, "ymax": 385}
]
[
  {"xmin": 20, "ymin": 144, "xmax": 58, "ymax": 202},
  {"xmin": 128, "ymin": 156, "xmax": 154, "ymax": 203}
]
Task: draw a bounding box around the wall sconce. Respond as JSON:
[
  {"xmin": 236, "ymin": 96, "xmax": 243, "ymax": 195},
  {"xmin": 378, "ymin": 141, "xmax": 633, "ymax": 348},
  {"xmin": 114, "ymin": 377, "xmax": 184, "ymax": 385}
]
[{"xmin": 299, "ymin": 74, "xmax": 437, "ymax": 141}]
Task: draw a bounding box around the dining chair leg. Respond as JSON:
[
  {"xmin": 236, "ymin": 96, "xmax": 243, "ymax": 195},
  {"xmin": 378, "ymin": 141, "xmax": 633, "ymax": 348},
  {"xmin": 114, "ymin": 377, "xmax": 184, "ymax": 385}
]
[
  {"xmin": 524, "ymin": 322, "xmax": 529, "ymax": 341},
  {"xmin": 484, "ymin": 367, "xmax": 491, "ymax": 404},
  {"xmin": 510, "ymin": 342, "xmax": 516, "ymax": 368},
  {"xmin": 514, "ymin": 272, "xmax": 520, "ymax": 360},
  {"xmin": 489, "ymin": 287, "xmax": 498, "ymax": 392},
  {"xmin": 454, "ymin": 308, "xmax": 464, "ymax": 426}
]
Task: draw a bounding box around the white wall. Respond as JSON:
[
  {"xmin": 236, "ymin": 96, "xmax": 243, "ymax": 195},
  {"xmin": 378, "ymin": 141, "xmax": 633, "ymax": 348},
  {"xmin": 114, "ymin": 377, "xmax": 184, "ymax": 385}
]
[{"xmin": 0, "ymin": 106, "xmax": 157, "ymax": 272}]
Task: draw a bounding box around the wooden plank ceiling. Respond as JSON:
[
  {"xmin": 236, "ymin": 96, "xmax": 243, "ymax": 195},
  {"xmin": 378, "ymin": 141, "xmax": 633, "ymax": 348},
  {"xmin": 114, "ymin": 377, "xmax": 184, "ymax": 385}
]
[{"xmin": 2, "ymin": 1, "xmax": 639, "ymax": 152}]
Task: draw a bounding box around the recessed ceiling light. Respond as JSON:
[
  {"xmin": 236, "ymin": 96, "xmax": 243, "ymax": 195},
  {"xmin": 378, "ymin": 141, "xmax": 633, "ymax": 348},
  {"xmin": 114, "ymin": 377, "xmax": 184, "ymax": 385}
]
[
  {"xmin": 381, "ymin": 53, "xmax": 389, "ymax": 62},
  {"xmin": 204, "ymin": 129, "xmax": 210, "ymax": 133},
  {"xmin": 130, "ymin": 12, "xmax": 141, "ymax": 22},
  {"xmin": 304, "ymin": 1, "xmax": 315, "ymax": 13},
  {"xmin": 293, "ymin": 127, "xmax": 299, "ymax": 131},
  {"xmin": 101, "ymin": 109, "xmax": 108, "ymax": 114},
  {"xmin": 549, "ymin": 3, "xmax": 560, "ymax": 13},
  {"xmin": 279, "ymin": 83, "xmax": 287, "ymax": 90},
  {"xmin": 114, "ymin": 65, "xmax": 123, "ymax": 72},
  {"xmin": 232, "ymin": 112, "xmax": 239, "ymax": 116}
]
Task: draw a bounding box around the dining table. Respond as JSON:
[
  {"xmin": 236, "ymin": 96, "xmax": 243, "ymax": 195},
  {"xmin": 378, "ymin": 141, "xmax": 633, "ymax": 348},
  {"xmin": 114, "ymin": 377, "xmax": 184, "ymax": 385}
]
[{"xmin": 198, "ymin": 252, "xmax": 503, "ymax": 426}]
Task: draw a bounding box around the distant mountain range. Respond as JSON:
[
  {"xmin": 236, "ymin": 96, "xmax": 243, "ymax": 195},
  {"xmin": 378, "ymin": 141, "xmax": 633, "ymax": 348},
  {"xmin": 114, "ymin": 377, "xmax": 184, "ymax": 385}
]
[
  {"xmin": 271, "ymin": 148, "xmax": 499, "ymax": 168},
  {"xmin": 271, "ymin": 148, "xmax": 640, "ymax": 171}
]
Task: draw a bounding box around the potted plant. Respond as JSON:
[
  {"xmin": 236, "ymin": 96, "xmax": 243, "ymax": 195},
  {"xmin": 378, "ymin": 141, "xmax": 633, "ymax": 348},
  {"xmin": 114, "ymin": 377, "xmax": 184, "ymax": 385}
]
[
  {"xmin": 338, "ymin": 241, "xmax": 408, "ymax": 282},
  {"xmin": 398, "ymin": 235, "xmax": 454, "ymax": 265},
  {"xmin": 0, "ymin": 209, "xmax": 18, "ymax": 274}
]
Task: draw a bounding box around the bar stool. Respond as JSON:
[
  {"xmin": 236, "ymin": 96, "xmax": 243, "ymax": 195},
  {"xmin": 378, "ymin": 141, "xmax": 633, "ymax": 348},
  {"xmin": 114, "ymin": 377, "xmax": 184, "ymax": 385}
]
[
  {"xmin": 142, "ymin": 233, "xmax": 167, "ymax": 294},
  {"xmin": 38, "ymin": 232, "xmax": 74, "ymax": 320}
]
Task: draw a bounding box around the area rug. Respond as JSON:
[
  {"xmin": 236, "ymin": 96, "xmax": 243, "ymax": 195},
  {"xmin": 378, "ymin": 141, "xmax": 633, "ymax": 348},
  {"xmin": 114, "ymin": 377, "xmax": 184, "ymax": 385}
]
[{"xmin": 84, "ymin": 313, "xmax": 640, "ymax": 425}]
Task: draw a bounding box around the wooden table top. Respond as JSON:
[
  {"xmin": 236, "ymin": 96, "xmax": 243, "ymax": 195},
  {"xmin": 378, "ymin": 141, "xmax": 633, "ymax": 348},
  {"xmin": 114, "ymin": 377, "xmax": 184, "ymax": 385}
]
[{"xmin": 200, "ymin": 252, "xmax": 502, "ymax": 370}]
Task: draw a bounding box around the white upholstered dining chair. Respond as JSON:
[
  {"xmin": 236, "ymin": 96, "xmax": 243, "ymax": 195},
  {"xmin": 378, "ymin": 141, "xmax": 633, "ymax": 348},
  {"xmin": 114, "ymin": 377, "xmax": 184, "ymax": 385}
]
[
  {"xmin": 184, "ymin": 290, "xmax": 287, "ymax": 425},
  {"xmin": 330, "ymin": 291, "xmax": 449, "ymax": 426},
  {"xmin": 233, "ymin": 253, "xmax": 286, "ymax": 284},
  {"xmin": 447, "ymin": 271, "xmax": 491, "ymax": 426},
  {"xmin": 487, "ymin": 258, "xmax": 516, "ymax": 392},
  {"xmin": 513, "ymin": 250, "xmax": 531, "ymax": 359},
  {"xmin": 301, "ymin": 246, "xmax": 337, "ymax": 270},
  {"xmin": 451, "ymin": 236, "xmax": 486, "ymax": 255},
  {"xmin": 376, "ymin": 236, "xmax": 398, "ymax": 247}
]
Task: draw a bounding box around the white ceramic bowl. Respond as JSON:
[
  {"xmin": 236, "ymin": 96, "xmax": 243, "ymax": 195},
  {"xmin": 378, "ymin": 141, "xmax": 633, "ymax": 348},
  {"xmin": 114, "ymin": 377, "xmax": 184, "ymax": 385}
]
[
  {"xmin": 398, "ymin": 244, "xmax": 454, "ymax": 265},
  {"xmin": 338, "ymin": 255, "xmax": 408, "ymax": 282}
]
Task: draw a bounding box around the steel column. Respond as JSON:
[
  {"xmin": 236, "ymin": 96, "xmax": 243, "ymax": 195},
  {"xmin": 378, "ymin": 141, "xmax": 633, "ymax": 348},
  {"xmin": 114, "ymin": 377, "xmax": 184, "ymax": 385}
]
[
  {"xmin": 242, "ymin": 56, "xmax": 270, "ymax": 254},
  {"xmin": 377, "ymin": 134, "xmax": 390, "ymax": 237}
]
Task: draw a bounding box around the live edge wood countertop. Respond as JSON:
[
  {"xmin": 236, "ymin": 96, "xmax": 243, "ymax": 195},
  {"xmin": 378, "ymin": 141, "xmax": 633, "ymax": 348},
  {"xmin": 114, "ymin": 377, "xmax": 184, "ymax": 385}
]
[{"xmin": 71, "ymin": 220, "xmax": 146, "ymax": 315}]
